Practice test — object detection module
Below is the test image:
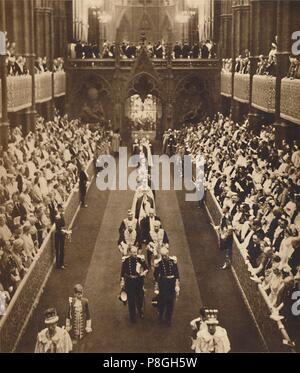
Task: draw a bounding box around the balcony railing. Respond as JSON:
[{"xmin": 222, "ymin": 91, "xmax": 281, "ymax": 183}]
[
  {"xmin": 66, "ymin": 58, "xmax": 221, "ymax": 70},
  {"xmin": 281, "ymin": 78, "xmax": 300, "ymax": 125},
  {"xmin": 252, "ymin": 75, "xmax": 276, "ymax": 114},
  {"xmin": 0, "ymin": 72, "xmax": 66, "ymax": 118},
  {"xmin": 221, "ymin": 71, "xmax": 232, "ymax": 97},
  {"xmin": 233, "ymin": 73, "xmax": 250, "ymax": 103},
  {"xmin": 54, "ymin": 71, "xmax": 66, "ymax": 98},
  {"xmin": 35, "ymin": 72, "xmax": 52, "ymax": 104},
  {"xmin": 7, "ymin": 75, "xmax": 32, "ymax": 112}
]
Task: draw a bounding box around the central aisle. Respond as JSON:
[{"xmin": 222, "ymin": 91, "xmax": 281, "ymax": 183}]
[
  {"xmin": 80, "ymin": 153, "xmax": 202, "ymax": 353},
  {"xmin": 17, "ymin": 147, "xmax": 264, "ymax": 353}
]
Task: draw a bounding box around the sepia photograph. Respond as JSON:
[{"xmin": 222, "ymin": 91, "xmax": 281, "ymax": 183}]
[{"xmin": 0, "ymin": 0, "xmax": 300, "ymax": 360}]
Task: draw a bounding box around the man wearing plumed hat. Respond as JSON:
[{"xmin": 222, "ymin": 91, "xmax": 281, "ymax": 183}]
[
  {"xmin": 66, "ymin": 284, "xmax": 92, "ymax": 343},
  {"xmin": 35, "ymin": 308, "xmax": 72, "ymax": 353}
]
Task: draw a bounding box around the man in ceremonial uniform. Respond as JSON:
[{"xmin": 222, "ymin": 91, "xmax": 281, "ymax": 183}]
[
  {"xmin": 119, "ymin": 210, "xmax": 138, "ymax": 236},
  {"xmin": 118, "ymin": 222, "xmax": 141, "ymax": 255},
  {"xmin": 154, "ymin": 247, "xmax": 180, "ymax": 326},
  {"xmin": 35, "ymin": 308, "xmax": 72, "ymax": 353},
  {"xmin": 79, "ymin": 164, "xmax": 89, "ymax": 208},
  {"xmin": 54, "ymin": 204, "xmax": 68, "ymax": 270},
  {"xmin": 120, "ymin": 246, "xmax": 149, "ymax": 323},
  {"xmin": 66, "ymin": 284, "xmax": 92, "ymax": 344},
  {"xmin": 147, "ymin": 220, "xmax": 169, "ymax": 267}
]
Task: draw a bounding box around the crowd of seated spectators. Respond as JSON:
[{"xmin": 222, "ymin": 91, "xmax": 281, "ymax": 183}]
[
  {"xmin": 173, "ymin": 113, "xmax": 300, "ymax": 324},
  {"xmin": 0, "ymin": 114, "xmax": 110, "ymax": 315},
  {"xmin": 73, "ymin": 39, "xmax": 217, "ymax": 60},
  {"xmin": 287, "ymin": 55, "xmax": 300, "ymax": 80},
  {"xmin": 5, "ymin": 39, "xmax": 64, "ymax": 77},
  {"xmin": 234, "ymin": 49, "xmax": 250, "ymax": 74},
  {"xmin": 223, "ymin": 43, "xmax": 300, "ymax": 80},
  {"xmin": 222, "ymin": 58, "xmax": 232, "ymax": 73}
]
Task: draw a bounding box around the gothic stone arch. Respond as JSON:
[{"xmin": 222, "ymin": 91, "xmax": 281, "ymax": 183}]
[
  {"xmin": 172, "ymin": 74, "xmax": 213, "ymax": 128},
  {"xmin": 68, "ymin": 73, "xmax": 114, "ymax": 126}
]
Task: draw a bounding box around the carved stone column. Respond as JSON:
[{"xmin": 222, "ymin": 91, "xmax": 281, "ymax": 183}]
[
  {"xmin": 274, "ymin": 0, "xmax": 291, "ymax": 147},
  {"xmin": 0, "ymin": 0, "xmax": 9, "ymax": 150},
  {"xmin": 250, "ymin": 0, "xmax": 278, "ymax": 57},
  {"xmin": 232, "ymin": 1, "xmax": 250, "ymax": 57}
]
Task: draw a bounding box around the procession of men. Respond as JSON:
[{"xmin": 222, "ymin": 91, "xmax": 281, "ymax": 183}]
[{"xmin": 118, "ymin": 137, "xmax": 180, "ymax": 326}]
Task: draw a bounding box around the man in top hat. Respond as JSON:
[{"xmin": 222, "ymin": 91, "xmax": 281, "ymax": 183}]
[
  {"xmin": 66, "ymin": 284, "xmax": 92, "ymax": 343},
  {"xmin": 120, "ymin": 246, "xmax": 149, "ymax": 323},
  {"xmin": 119, "ymin": 210, "xmax": 138, "ymax": 236},
  {"xmin": 194, "ymin": 312, "xmax": 231, "ymax": 353},
  {"xmin": 154, "ymin": 246, "xmax": 180, "ymax": 326},
  {"xmin": 35, "ymin": 308, "xmax": 72, "ymax": 353},
  {"xmin": 146, "ymin": 220, "xmax": 169, "ymax": 267}
]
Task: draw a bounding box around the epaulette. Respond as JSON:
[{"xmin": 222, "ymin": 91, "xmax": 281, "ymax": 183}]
[
  {"xmin": 154, "ymin": 258, "xmax": 162, "ymax": 267},
  {"xmin": 169, "ymin": 256, "xmax": 177, "ymax": 264},
  {"xmin": 122, "ymin": 256, "xmax": 129, "ymax": 263},
  {"xmin": 137, "ymin": 255, "xmax": 145, "ymax": 261}
]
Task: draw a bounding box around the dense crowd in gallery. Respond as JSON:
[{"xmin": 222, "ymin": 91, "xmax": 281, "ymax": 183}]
[{"xmin": 0, "ymin": 0, "xmax": 300, "ymax": 357}]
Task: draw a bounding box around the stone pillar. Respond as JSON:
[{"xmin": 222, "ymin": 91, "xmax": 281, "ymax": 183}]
[
  {"xmin": 34, "ymin": 6, "xmax": 53, "ymax": 69},
  {"xmin": 220, "ymin": 14, "xmax": 232, "ymax": 58},
  {"xmin": 274, "ymin": 0, "xmax": 291, "ymax": 147},
  {"xmin": 7, "ymin": 0, "xmax": 36, "ymax": 135},
  {"xmin": 0, "ymin": 0, "xmax": 9, "ymax": 150},
  {"xmin": 248, "ymin": 56, "xmax": 263, "ymax": 133},
  {"xmin": 53, "ymin": 0, "xmax": 67, "ymax": 59},
  {"xmin": 250, "ymin": 0, "xmax": 278, "ymax": 57},
  {"xmin": 232, "ymin": 1, "xmax": 250, "ymax": 57}
]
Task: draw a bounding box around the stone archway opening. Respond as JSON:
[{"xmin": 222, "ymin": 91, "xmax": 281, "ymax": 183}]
[{"xmin": 125, "ymin": 93, "xmax": 162, "ymax": 141}]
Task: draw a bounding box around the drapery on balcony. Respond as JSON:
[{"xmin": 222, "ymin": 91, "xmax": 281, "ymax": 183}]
[
  {"xmin": 54, "ymin": 71, "xmax": 66, "ymax": 98},
  {"xmin": 35, "ymin": 72, "xmax": 52, "ymax": 103},
  {"xmin": 7, "ymin": 75, "xmax": 32, "ymax": 112},
  {"xmin": 280, "ymin": 78, "xmax": 300, "ymax": 125},
  {"xmin": 233, "ymin": 73, "xmax": 250, "ymax": 103},
  {"xmin": 252, "ymin": 75, "xmax": 276, "ymax": 114},
  {"xmin": 221, "ymin": 71, "xmax": 232, "ymax": 97}
]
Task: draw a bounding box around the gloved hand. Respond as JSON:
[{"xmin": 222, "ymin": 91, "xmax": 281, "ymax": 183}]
[{"xmin": 85, "ymin": 319, "xmax": 92, "ymax": 333}]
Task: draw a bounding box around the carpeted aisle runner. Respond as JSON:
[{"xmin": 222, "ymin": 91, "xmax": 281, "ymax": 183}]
[{"xmin": 17, "ymin": 148, "xmax": 264, "ymax": 353}]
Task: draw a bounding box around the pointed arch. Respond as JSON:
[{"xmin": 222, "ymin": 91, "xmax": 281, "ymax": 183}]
[{"xmin": 117, "ymin": 14, "xmax": 131, "ymax": 41}]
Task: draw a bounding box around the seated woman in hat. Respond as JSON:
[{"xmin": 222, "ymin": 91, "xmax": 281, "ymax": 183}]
[{"xmin": 35, "ymin": 308, "xmax": 72, "ymax": 353}]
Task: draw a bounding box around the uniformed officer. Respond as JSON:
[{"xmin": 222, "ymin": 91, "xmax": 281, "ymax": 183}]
[
  {"xmin": 54, "ymin": 204, "xmax": 67, "ymax": 270},
  {"xmin": 120, "ymin": 246, "xmax": 149, "ymax": 323},
  {"xmin": 154, "ymin": 246, "xmax": 180, "ymax": 326}
]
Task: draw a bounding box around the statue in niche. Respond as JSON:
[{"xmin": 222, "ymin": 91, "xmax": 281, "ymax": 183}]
[
  {"xmin": 176, "ymin": 78, "xmax": 209, "ymax": 125},
  {"xmin": 80, "ymin": 87, "xmax": 106, "ymax": 125}
]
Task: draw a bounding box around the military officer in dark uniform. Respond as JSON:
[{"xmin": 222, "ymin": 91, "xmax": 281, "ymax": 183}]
[
  {"xmin": 79, "ymin": 165, "xmax": 89, "ymax": 208},
  {"xmin": 120, "ymin": 246, "xmax": 149, "ymax": 323},
  {"xmin": 55, "ymin": 204, "xmax": 67, "ymax": 270},
  {"xmin": 154, "ymin": 247, "xmax": 180, "ymax": 326}
]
